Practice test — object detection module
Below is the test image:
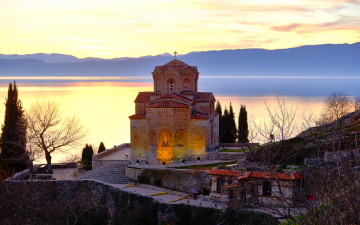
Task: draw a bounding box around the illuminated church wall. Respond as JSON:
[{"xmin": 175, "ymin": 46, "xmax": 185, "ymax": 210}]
[{"xmin": 129, "ymin": 59, "xmax": 219, "ymax": 164}]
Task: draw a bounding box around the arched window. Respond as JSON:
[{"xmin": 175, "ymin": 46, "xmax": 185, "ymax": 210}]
[
  {"xmin": 175, "ymin": 130, "xmax": 186, "ymax": 147},
  {"xmin": 168, "ymin": 80, "xmax": 174, "ymax": 92},
  {"xmin": 183, "ymin": 78, "xmax": 190, "ymax": 89},
  {"xmin": 159, "ymin": 130, "xmax": 171, "ymax": 147}
]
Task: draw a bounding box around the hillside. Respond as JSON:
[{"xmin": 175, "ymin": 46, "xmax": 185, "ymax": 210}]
[
  {"xmin": 0, "ymin": 42, "xmax": 359, "ymax": 77},
  {"xmin": 254, "ymin": 110, "xmax": 360, "ymax": 165}
]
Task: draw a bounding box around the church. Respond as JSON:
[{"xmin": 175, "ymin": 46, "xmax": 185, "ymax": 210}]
[{"xmin": 129, "ymin": 59, "xmax": 219, "ymax": 164}]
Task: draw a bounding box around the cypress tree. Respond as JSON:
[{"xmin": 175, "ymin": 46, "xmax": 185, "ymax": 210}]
[
  {"xmin": 81, "ymin": 144, "xmax": 93, "ymax": 162},
  {"xmin": 81, "ymin": 144, "xmax": 93, "ymax": 170},
  {"xmin": 215, "ymin": 101, "xmax": 225, "ymax": 143},
  {"xmin": 98, "ymin": 142, "xmax": 106, "ymax": 153},
  {"xmin": 228, "ymin": 102, "xmax": 237, "ymax": 143},
  {"xmin": 238, "ymin": 105, "xmax": 249, "ymax": 143},
  {"xmin": 223, "ymin": 107, "xmax": 230, "ymax": 143},
  {"xmin": 0, "ymin": 81, "xmax": 29, "ymax": 176},
  {"xmin": 215, "ymin": 101, "xmax": 222, "ymax": 117}
]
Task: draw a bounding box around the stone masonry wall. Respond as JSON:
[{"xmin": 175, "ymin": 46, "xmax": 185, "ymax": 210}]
[
  {"xmin": 0, "ymin": 180, "xmax": 222, "ymax": 225},
  {"xmin": 126, "ymin": 166, "xmax": 211, "ymax": 193}
]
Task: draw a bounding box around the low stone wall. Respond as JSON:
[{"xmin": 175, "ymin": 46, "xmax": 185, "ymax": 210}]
[
  {"xmin": 217, "ymin": 152, "xmax": 246, "ymax": 161},
  {"xmin": 0, "ymin": 180, "xmax": 222, "ymax": 225},
  {"xmin": 5, "ymin": 169, "xmax": 30, "ymax": 181},
  {"xmin": 220, "ymin": 143, "xmax": 259, "ymax": 148},
  {"xmin": 126, "ymin": 166, "xmax": 211, "ymax": 193},
  {"xmin": 92, "ymin": 159, "xmax": 129, "ymax": 168}
]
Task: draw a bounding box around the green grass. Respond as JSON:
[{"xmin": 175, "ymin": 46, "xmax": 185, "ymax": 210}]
[{"xmin": 170, "ymin": 160, "xmax": 238, "ymax": 170}]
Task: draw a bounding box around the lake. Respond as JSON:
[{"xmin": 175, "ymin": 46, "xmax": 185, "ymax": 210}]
[{"xmin": 0, "ymin": 76, "xmax": 359, "ymax": 163}]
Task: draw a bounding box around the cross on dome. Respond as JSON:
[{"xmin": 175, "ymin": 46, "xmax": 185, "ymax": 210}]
[{"xmin": 173, "ymin": 51, "xmax": 178, "ymax": 59}]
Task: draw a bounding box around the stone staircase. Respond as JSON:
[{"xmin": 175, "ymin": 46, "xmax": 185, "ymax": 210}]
[{"xmin": 81, "ymin": 160, "xmax": 130, "ymax": 184}]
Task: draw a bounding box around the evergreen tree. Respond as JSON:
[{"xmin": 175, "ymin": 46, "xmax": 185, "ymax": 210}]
[
  {"xmin": 81, "ymin": 144, "xmax": 93, "ymax": 170},
  {"xmin": 228, "ymin": 102, "xmax": 237, "ymax": 143},
  {"xmin": 216, "ymin": 101, "xmax": 225, "ymax": 143},
  {"xmin": 98, "ymin": 142, "xmax": 106, "ymax": 153},
  {"xmin": 81, "ymin": 144, "xmax": 93, "ymax": 162},
  {"xmin": 238, "ymin": 105, "xmax": 249, "ymax": 143},
  {"xmin": 0, "ymin": 81, "xmax": 29, "ymax": 176},
  {"xmin": 223, "ymin": 107, "xmax": 230, "ymax": 143},
  {"xmin": 215, "ymin": 101, "xmax": 222, "ymax": 117}
]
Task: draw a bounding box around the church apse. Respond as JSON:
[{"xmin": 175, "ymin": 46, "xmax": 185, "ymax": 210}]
[{"xmin": 129, "ymin": 58, "xmax": 219, "ymax": 164}]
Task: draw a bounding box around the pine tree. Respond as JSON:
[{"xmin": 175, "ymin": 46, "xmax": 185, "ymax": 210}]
[
  {"xmin": 238, "ymin": 105, "xmax": 249, "ymax": 143},
  {"xmin": 228, "ymin": 102, "xmax": 237, "ymax": 143},
  {"xmin": 98, "ymin": 142, "xmax": 106, "ymax": 153},
  {"xmin": 0, "ymin": 81, "xmax": 29, "ymax": 176}
]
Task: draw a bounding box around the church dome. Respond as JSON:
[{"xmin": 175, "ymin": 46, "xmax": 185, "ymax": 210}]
[{"xmin": 153, "ymin": 59, "xmax": 198, "ymax": 74}]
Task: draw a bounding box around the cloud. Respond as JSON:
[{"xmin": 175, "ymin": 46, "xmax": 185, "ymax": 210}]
[
  {"xmin": 270, "ymin": 19, "xmax": 360, "ymax": 35},
  {"xmin": 271, "ymin": 23, "xmax": 301, "ymax": 32}
]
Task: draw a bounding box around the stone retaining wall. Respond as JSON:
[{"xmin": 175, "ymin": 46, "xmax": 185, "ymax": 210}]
[
  {"xmin": 126, "ymin": 166, "xmax": 211, "ymax": 193},
  {"xmin": 1, "ymin": 180, "xmax": 222, "ymax": 225},
  {"xmin": 217, "ymin": 152, "xmax": 246, "ymax": 161}
]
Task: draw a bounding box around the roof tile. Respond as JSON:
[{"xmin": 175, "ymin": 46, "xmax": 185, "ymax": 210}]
[
  {"xmin": 134, "ymin": 92, "xmax": 161, "ymax": 103},
  {"xmin": 129, "ymin": 110, "xmax": 146, "ymax": 119},
  {"xmin": 191, "ymin": 111, "xmax": 209, "ymax": 119},
  {"xmin": 208, "ymin": 169, "xmax": 301, "ymax": 180},
  {"xmin": 148, "ymin": 100, "xmax": 189, "ymax": 108},
  {"xmin": 193, "ymin": 92, "xmax": 213, "ymax": 102},
  {"xmin": 154, "ymin": 59, "xmax": 198, "ymax": 74}
]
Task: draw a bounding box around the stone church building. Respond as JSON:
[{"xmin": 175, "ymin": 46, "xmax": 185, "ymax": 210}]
[{"xmin": 129, "ymin": 59, "xmax": 219, "ymax": 164}]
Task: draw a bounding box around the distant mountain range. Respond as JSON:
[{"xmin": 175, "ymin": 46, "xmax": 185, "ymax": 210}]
[{"xmin": 0, "ymin": 42, "xmax": 359, "ymax": 77}]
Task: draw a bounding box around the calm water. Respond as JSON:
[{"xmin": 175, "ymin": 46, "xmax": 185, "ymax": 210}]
[{"xmin": 0, "ymin": 76, "xmax": 359, "ymax": 163}]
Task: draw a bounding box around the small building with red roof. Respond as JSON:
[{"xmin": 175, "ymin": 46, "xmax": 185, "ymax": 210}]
[
  {"xmin": 207, "ymin": 169, "xmax": 302, "ymax": 207},
  {"xmin": 129, "ymin": 59, "xmax": 219, "ymax": 164}
]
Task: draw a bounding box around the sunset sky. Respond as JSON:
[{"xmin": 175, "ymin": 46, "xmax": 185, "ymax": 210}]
[{"xmin": 1, "ymin": 0, "xmax": 359, "ymax": 58}]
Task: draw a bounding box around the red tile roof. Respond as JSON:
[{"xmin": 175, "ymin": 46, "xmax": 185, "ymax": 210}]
[
  {"xmin": 191, "ymin": 111, "xmax": 209, "ymax": 119},
  {"xmin": 180, "ymin": 90, "xmax": 195, "ymax": 95},
  {"xmin": 134, "ymin": 92, "xmax": 161, "ymax": 103},
  {"xmin": 208, "ymin": 169, "xmax": 301, "ymax": 180},
  {"xmin": 159, "ymin": 93, "xmax": 193, "ymax": 103},
  {"xmin": 249, "ymin": 171, "xmax": 301, "ymax": 180},
  {"xmin": 148, "ymin": 100, "xmax": 189, "ymax": 108},
  {"xmin": 154, "ymin": 59, "xmax": 198, "ymax": 74},
  {"xmin": 163, "ymin": 59, "xmax": 190, "ymax": 67},
  {"xmin": 208, "ymin": 170, "xmax": 243, "ymax": 176},
  {"xmin": 193, "ymin": 92, "xmax": 213, "ymax": 102},
  {"xmin": 129, "ymin": 110, "xmax": 146, "ymax": 119}
]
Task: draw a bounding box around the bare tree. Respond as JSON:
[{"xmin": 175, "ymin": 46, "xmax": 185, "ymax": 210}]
[
  {"xmin": 257, "ymin": 96, "xmax": 297, "ymax": 143},
  {"xmin": 317, "ymin": 92, "xmax": 352, "ymax": 125},
  {"xmin": 26, "ymin": 101, "xmax": 85, "ymax": 171},
  {"xmin": 249, "ymin": 96, "xmax": 298, "ymax": 166}
]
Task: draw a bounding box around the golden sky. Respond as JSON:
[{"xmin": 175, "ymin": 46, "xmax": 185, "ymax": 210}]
[{"xmin": 1, "ymin": 0, "xmax": 359, "ymax": 58}]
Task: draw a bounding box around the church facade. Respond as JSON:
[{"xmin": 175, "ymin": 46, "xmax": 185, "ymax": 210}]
[{"xmin": 129, "ymin": 59, "xmax": 219, "ymax": 164}]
